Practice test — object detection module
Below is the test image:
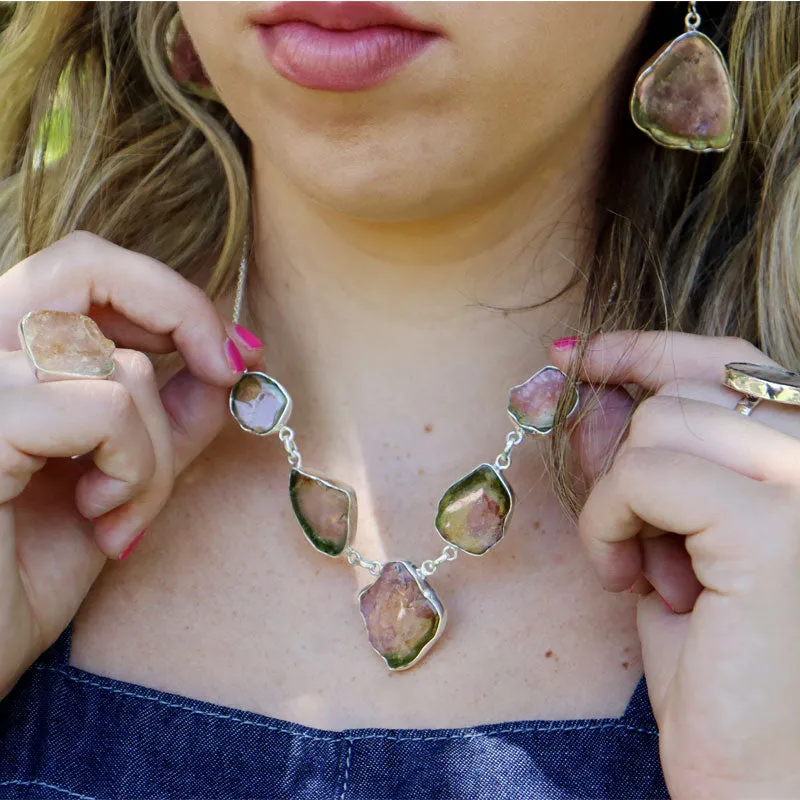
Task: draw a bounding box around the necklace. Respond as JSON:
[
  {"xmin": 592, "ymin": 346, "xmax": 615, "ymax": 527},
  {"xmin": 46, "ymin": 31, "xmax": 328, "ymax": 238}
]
[{"xmin": 227, "ymin": 245, "xmax": 580, "ymax": 671}]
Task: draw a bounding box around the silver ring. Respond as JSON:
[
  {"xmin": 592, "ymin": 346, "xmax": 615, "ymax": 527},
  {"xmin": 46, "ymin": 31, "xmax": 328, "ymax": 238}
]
[{"xmin": 724, "ymin": 362, "xmax": 800, "ymax": 416}]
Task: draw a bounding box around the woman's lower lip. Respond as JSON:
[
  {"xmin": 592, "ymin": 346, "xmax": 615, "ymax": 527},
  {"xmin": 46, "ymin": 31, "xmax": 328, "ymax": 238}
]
[{"xmin": 257, "ymin": 22, "xmax": 439, "ymax": 91}]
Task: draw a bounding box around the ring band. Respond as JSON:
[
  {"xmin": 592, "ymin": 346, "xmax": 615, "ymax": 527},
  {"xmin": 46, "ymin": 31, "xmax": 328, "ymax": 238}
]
[
  {"xmin": 724, "ymin": 361, "xmax": 800, "ymax": 416},
  {"xmin": 734, "ymin": 396, "xmax": 762, "ymax": 416},
  {"xmin": 18, "ymin": 310, "xmax": 116, "ymax": 382}
]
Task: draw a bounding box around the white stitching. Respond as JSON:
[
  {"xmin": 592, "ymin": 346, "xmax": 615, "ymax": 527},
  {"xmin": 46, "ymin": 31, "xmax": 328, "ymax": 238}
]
[
  {"xmin": 339, "ymin": 738, "xmax": 352, "ymax": 800},
  {"xmin": 32, "ymin": 664, "xmax": 658, "ymax": 741},
  {"xmin": 0, "ymin": 779, "xmax": 98, "ymax": 799}
]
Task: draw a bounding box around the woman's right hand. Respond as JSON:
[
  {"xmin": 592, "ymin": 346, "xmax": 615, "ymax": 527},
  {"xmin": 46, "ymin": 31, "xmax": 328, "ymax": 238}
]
[{"xmin": 0, "ymin": 231, "xmax": 262, "ymax": 698}]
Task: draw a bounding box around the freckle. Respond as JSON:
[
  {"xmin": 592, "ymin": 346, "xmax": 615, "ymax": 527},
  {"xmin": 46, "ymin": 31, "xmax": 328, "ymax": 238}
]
[
  {"xmin": 622, "ymin": 661, "xmax": 629, "ymax": 670},
  {"xmin": 502, "ymin": 310, "xmax": 510, "ymax": 318},
  {"xmin": 185, "ymin": 625, "xmax": 190, "ymax": 631},
  {"xmin": 545, "ymin": 650, "xmax": 553, "ymax": 658},
  {"xmin": 424, "ymin": 423, "xmax": 433, "ymax": 433},
  {"xmin": 383, "ymin": 442, "xmax": 390, "ymax": 448},
  {"xmin": 314, "ymin": 568, "xmax": 320, "ymax": 576},
  {"xmin": 418, "ymin": 468, "xmax": 425, "ymax": 475},
  {"xmin": 232, "ymin": 610, "xmax": 238, "ymax": 617},
  {"xmin": 533, "ymin": 520, "xmax": 540, "ymax": 530},
  {"xmin": 624, "ymin": 646, "xmax": 631, "ymax": 653}
]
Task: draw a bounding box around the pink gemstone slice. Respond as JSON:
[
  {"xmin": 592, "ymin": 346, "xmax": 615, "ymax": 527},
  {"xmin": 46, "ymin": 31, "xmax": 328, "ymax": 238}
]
[
  {"xmin": 359, "ymin": 561, "xmax": 445, "ymax": 670},
  {"xmin": 229, "ymin": 372, "xmax": 291, "ymax": 435},
  {"xmin": 507, "ymin": 366, "xmax": 578, "ymax": 435},
  {"xmin": 290, "ymin": 468, "xmax": 356, "ymax": 557},
  {"xmin": 18, "ymin": 310, "xmax": 116, "ymax": 380},
  {"xmin": 631, "ymin": 31, "xmax": 738, "ymax": 151}
]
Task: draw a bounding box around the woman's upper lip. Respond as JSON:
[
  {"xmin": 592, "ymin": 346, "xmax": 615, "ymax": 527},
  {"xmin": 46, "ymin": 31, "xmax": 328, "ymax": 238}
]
[{"xmin": 250, "ymin": 1, "xmax": 444, "ymax": 35}]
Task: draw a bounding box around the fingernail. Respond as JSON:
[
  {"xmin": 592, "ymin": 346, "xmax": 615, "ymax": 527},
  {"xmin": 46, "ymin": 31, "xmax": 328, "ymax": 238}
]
[
  {"xmin": 225, "ymin": 338, "xmax": 246, "ymax": 373},
  {"xmin": 120, "ymin": 530, "xmax": 147, "ymax": 562},
  {"xmin": 233, "ymin": 324, "xmax": 263, "ymax": 351},
  {"xmin": 553, "ymin": 336, "xmax": 580, "ymax": 351}
]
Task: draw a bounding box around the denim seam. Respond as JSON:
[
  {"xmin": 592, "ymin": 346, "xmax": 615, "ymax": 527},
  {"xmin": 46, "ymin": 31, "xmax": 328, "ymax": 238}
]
[
  {"xmin": 0, "ymin": 779, "xmax": 98, "ymax": 799},
  {"xmin": 34, "ymin": 665, "xmax": 658, "ymax": 741},
  {"xmin": 339, "ymin": 737, "xmax": 352, "ymax": 800}
]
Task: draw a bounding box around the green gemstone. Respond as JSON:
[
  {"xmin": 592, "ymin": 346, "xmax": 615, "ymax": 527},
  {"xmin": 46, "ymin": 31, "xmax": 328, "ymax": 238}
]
[
  {"xmin": 229, "ymin": 372, "xmax": 291, "ymax": 436},
  {"xmin": 290, "ymin": 468, "xmax": 356, "ymax": 557},
  {"xmin": 435, "ymin": 464, "xmax": 514, "ymax": 556}
]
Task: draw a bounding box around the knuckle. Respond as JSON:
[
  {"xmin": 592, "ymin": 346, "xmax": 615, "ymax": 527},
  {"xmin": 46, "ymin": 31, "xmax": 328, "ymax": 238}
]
[
  {"xmin": 628, "ymin": 395, "xmax": 674, "ymax": 445},
  {"xmin": 58, "ymin": 230, "xmax": 104, "ymax": 252},
  {"xmin": 720, "ymin": 336, "xmax": 761, "ymax": 361},
  {"xmin": 119, "ymin": 350, "xmax": 157, "ymax": 386},
  {"xmin": 101, "ymin": 380, "xmax": 138, "ymax": 425}
]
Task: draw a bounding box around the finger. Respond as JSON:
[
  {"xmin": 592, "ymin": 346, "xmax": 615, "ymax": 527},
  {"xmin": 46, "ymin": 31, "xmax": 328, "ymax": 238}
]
[
  {"xmin": 0, "ymin": 379, "xmax": 156, "ymax": 559},
  {"xmin": 641, "ymin": 533, "xmax": 703, "ymax": 614},
  {"xmin": 77, "ymin": 349, "xmax": 175, "ymax": 556},
  {"xmin": 579, "ymin": 446, "xmax": 764, "ymax": 592},
  {"xmin": 571, "ymin": 383, "xmax": 634, "ymax": 483},
  {"xmin": 551, "ymin": 331, "xmax": 779, "ymax": 391},
  {"xmin": 656, "ymin": 377, "xmax": 800, "ymax": 442},
  {"xmin": 0, "ymin": 231, "xmax": 258, "ymax": 386},
  {"xmin": 627, "ymin": 394, "xmax": 800, "ymax": 484}
]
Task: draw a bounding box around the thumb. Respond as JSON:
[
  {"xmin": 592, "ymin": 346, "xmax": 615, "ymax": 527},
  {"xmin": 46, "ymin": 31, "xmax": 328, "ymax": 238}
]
[
  {"xmin": 160, "ymin": 368, "xmax": 229, "ymax": 476},
  {"xmin": 571, "ymin": 383, "xmax": 634, "ymax": 484}
]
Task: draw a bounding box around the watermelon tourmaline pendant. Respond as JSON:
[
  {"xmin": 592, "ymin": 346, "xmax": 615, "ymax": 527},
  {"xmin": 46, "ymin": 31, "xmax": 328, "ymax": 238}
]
[{"xmin": 229, "ymin": 362, "xmax": 579, "ymax": 671}]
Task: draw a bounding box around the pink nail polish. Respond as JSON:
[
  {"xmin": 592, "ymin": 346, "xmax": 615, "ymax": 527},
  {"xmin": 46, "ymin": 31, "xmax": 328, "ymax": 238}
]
[
  {"xmin": 225, "ymin": 338, "xmax": 246, "ymax": 373},
  {"xmin": 120, "ymin": 530, "xmax": 146, "ymax": 562},
  {"xmin": 553, "ymin": 336, "xmax": 580, "ymax": 351},
  {"xmin": 233, "ymin": 324, "xmax": 263, "ymax": 351}
]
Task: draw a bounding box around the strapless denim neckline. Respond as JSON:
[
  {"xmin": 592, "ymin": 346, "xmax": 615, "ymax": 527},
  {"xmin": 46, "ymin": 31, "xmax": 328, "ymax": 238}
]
[{"xmin": 0, "ymin": 620, "xmax": 668, "ymax": 799}]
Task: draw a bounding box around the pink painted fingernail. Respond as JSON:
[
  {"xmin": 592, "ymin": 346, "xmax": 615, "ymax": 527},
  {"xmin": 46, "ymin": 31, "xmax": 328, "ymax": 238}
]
[
  {"xmin": 120, "ymin": 530, "xmax": 146, "ymax": 562},
  {"xmin": 553, "ymin": 336, "xmax": 580, "ymax": 351},
  {"xmin": 233, "ymin": 324, "xmax": 263, "ymax": 351},
  {"xmin": 225, "ymin": 338, "xmax": 246, "ymax": 373}
]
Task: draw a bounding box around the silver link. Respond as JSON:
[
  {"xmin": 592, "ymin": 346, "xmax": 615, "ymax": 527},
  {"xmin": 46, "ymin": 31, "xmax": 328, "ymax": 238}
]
[
  {"xmin": 685, "ymin": 0, "xmax": 700, "ymax": 30},
  {"xmin": 493, "ymin": 426, "xmax": 525, "ymax": 471},
  {"xmin": 344, "ymin": 546, "xmax": 383, "ymax": 577},
  {"xmin": 278, "ymin": 425, "xmax": 303, "ymax": 469},
  {"xmin": 417, "ymin": 544, "xmax": 459, "ymax": 578}
]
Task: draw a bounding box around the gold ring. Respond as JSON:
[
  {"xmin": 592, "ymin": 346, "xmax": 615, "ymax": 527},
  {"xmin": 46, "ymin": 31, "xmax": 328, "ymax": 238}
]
[
  {"xmin": 724, "ymin": 362, "xmax": 800, "ymax": 416},
  {"xmin": 18, "ymin": 310, "xmax": 116, "ymax": 382}
]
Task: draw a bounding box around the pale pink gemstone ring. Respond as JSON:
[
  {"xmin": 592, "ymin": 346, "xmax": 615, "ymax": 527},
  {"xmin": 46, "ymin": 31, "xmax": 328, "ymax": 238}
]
[{"xmin": 18, "ymin": 310, "xmax": 117, "ymax": 382}]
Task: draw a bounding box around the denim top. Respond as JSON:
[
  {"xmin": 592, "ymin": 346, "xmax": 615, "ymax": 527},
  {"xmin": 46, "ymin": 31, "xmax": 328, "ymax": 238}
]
[{"xmin": 0, "ymin": 620, "xmax": 668, "ymax": 799}]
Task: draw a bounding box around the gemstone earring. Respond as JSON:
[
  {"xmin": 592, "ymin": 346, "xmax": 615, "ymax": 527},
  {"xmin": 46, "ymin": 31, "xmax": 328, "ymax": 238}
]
[
  {"xmin": 630, "ymin": 1, "xmax": 739, "ymax": 153},
  {"xmin": 164, "ymin": 13, "xmax": 220, "ymax": 103}
]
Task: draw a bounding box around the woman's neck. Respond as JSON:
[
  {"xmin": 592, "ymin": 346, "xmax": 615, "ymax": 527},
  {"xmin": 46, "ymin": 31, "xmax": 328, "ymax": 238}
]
[{"xmin": 239, "ymin": 127, "xmax": 603, "ymax": 551}]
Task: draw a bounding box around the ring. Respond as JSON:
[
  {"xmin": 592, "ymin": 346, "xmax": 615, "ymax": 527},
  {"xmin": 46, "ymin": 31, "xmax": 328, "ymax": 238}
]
[
  {"xmin": 723, "ymin": 362, "xmax": 800, "ymax": 416},
  {"xmin": 18, "ymin": 310, "xmax": 116, "ymax": 382}
]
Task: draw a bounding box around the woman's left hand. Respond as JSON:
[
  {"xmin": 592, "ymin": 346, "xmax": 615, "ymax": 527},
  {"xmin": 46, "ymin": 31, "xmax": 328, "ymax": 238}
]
[{"xmin": 552, "ymin": 332, "xmax": 800, "ymax": 800}]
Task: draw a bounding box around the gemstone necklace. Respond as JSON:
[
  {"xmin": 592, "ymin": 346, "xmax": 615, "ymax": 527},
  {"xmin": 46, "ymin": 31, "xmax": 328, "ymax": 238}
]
[{"xmin": 227, "ymin": 246, "xmax": 580, "ymax": 671}]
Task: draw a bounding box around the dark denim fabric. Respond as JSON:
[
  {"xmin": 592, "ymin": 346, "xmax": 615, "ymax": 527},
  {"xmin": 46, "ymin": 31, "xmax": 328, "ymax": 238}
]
[{"xmin": 0, "ymin": 621, "xmax": 668, "ymax": 799}]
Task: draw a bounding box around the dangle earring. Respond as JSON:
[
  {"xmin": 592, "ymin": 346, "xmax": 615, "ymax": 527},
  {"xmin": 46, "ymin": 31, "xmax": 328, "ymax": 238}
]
[
  {"xmin": 630, "ymin": 1, "xmax": 739, "ymax": 153},
  {"xmin": 165, "ymin": 13, "xmax": 220, "ymax": 102}
]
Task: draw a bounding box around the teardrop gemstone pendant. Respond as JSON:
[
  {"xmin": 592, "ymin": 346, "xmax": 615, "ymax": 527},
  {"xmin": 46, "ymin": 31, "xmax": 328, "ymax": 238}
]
[
  {"xmin": 358, "ymin": 561, "xmax": 446, "ymax": 671},
  {"xmin": 630, "ymin": 30, "xmax": 739, "ymax": 152}
]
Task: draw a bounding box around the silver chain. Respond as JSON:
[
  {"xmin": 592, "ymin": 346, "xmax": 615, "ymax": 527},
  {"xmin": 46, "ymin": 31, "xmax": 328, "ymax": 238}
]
[
  {"xmin": 418, "ymin": 545, "xmax": 459, "ymax": 578},
  {"xmin": 685, "ymin": 0, "xmax": 700, "ymax": 31},
  {"xmin": 278, "ymin": 425, "xmax": 303, "ymax": 469},
  {"xmin": 493, "ymin": 426, "xmax": 525, "ymax": 471},
  {"xmin": 232, "ymin": 232, "xmax": 249, "ymax": 327},
  {"xmin": 344, "ymin": 547, "xmax": 384, "ymax": 577}
]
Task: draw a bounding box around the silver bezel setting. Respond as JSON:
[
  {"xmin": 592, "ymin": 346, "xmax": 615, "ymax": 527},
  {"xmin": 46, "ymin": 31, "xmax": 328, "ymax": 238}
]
[
  {"xmin": 507, "ymin": 365, "xmax": 579, "ymax": 436},
  {"xmin": 289, "ymin": 467, "xmax": 357, "ymax": 558},
  {"xmin": 435, "ymin": 463, "xmax": 515, "ymax": 557},
  {"xmin": 630, "ymin": 30, "xmax": 739, "ymax": 154},
  {"xmin": 18, "ymin": 310, "xmax": 116, "ymax": 381},
  {"xmin": 358, "ymin": 560, "xmax": 447, "ymax": 672},
  {"xmin": 229, "ymin": 370, "xmax": 293, "ymax": 435},
  {"xmin": 724, "ymin": 361, "xmax": 800, "ymax": 407}
]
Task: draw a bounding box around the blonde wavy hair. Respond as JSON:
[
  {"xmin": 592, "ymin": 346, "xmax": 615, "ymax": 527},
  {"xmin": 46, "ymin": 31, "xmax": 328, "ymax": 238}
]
[{"xmin": 1, "ymin": 1, "xmax": 800, "ymax": 513}]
